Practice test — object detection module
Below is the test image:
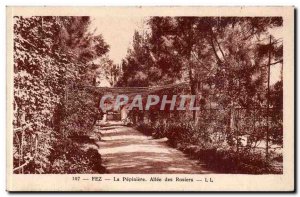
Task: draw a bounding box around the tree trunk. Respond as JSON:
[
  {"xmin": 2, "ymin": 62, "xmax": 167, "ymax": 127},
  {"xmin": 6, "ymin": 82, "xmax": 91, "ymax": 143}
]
[
  {"xmin": 266, "ymin": 35, "xmax": 272, "ymax": 167},
  {"xmin": 190, "ymin": 80, "xmax": 199, "ymax": 124}
]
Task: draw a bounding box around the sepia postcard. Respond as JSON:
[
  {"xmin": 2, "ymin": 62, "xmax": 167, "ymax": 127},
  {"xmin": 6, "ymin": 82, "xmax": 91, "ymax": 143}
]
[{"xmin": 6, "ymin": 6, "xmax": 294, "ymax": 192}]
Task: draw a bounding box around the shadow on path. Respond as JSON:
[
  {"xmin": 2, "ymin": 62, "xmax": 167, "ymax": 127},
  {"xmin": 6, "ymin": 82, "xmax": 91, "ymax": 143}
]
[{"xmin": 94, "ymin": 122, "xmax": 214, "ymax": 174}]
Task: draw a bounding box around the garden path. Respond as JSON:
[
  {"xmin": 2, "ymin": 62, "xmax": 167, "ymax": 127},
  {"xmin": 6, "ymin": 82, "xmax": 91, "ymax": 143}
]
[{"xmin": 94, "ymin": 121, "xmax": 214, "ymax": 174}]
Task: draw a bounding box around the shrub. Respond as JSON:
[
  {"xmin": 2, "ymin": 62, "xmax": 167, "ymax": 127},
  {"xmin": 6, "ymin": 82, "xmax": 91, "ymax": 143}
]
[
  {"xmin": 135, "ymin": 118, "xmax": 282, "ymax": 174},
  {"xmin": 49, "ymin": 140, "xmax": 106, "ymax": 174}
]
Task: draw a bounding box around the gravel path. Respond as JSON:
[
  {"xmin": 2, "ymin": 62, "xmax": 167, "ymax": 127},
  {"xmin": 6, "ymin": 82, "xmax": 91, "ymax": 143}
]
[{"xmin": 94, "ymin": 122, "xmax": 214, "ymax": 174}]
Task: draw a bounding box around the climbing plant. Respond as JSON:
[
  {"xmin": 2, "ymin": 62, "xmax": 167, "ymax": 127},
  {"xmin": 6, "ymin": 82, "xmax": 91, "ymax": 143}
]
[{"xmin": 13, "ymin": 16, "xmax": 109, "ymax": 173}]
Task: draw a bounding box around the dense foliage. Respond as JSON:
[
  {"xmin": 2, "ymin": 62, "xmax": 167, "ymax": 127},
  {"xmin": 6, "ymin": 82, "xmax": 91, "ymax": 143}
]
[
  {"xmin": 13, "ymin": 16, "xmax": 109, "ymax": 173},
  {"xmin": 119, "ymin": 17, "xmax": 283, "ymax": 173}
]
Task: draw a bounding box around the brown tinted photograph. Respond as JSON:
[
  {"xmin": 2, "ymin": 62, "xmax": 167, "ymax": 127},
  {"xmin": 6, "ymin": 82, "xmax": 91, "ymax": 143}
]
[{"xmin": 7, "ymin": 7, "xmax": 294, "ymax": 192}]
